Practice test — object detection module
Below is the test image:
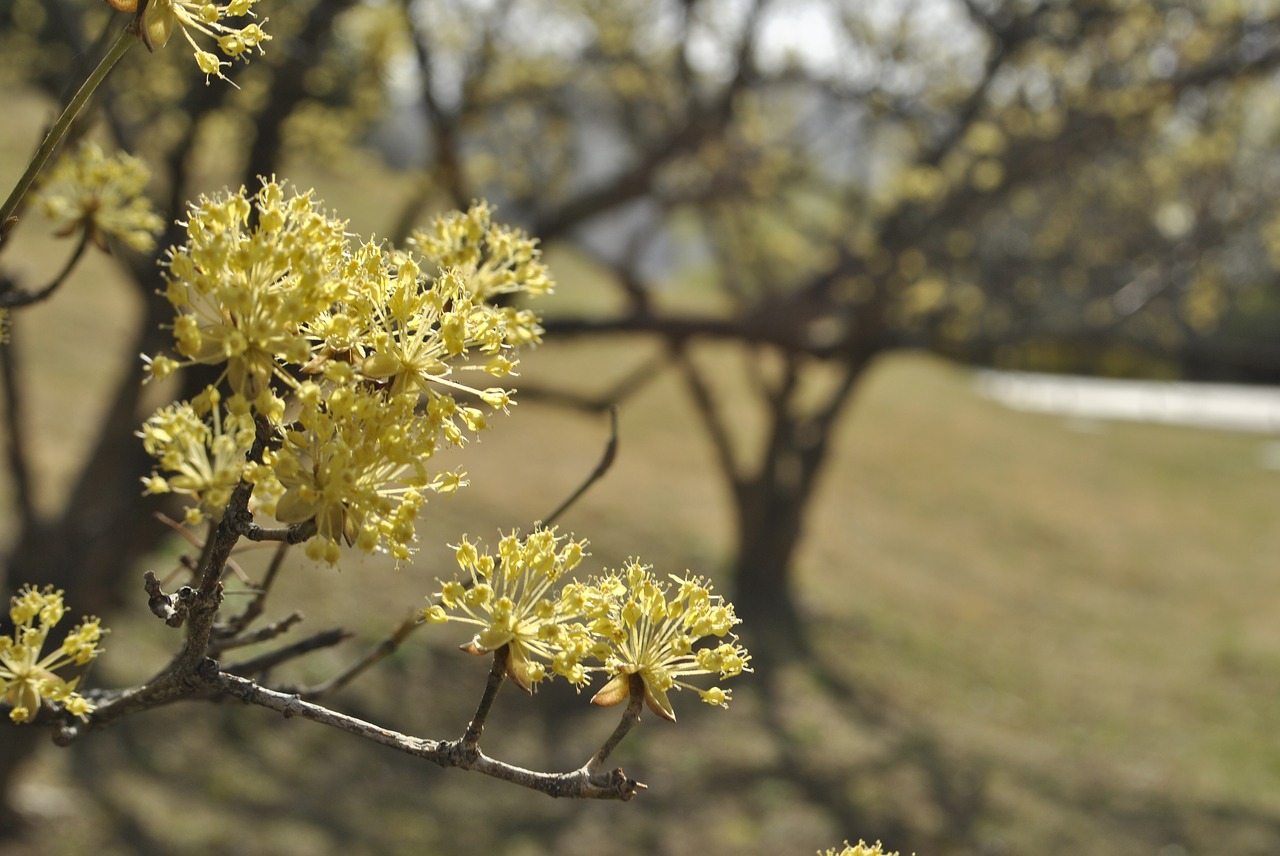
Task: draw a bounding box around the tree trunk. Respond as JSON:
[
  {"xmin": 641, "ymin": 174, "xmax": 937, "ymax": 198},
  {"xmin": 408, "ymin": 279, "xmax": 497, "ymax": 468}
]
[
  {"xmin": 727, "ymin": 354, "xmax": 874, "ymax": 661},
  {"xmin": 731, "ymin": 475, "xmax": 811, "ymax": 655}
]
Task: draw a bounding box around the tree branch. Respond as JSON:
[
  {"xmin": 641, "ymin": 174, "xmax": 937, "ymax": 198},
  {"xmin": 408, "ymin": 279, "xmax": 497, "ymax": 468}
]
[
  {"xmin": 542, "ymin": 406, "xmax": 618, "ymax": 527},
  {"xmin": 674, "ymin": 344, "xmax": 742, "ymax": 487},
  {"xmin": 0, "ymin": 322, "xmax": 37, "ymax": 532},
  {"xmin": 0, "ymin": 229, "xmax": 90, "ymax": 309},
  {"xmin": 212, "ymin": 672, "xmax": 646, "ymax": 800},
  {"xmin": 222, "ymin": 627, "xmax": 352, "ymax": 676},
  {"xmin": 461, "ymin": 647, "xmax": 508, "ymax": 749}
]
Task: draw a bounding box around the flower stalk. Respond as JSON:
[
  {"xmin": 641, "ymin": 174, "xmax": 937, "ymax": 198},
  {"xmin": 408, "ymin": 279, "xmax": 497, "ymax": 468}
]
[{"xmin": 0, "ymin": 26, "xmax": 140, "ymax": 242}]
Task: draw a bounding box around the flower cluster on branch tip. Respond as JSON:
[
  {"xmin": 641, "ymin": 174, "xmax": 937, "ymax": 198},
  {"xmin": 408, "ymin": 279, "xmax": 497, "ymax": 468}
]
[
  {"xmin": 106, "ymin": 0, "xmax": 271, "ymax": 83},
  {"xmin": 819, "ymin": 841, "xmax": 904, "ymax": 856},
  {"xmin": 34, "ymin": 140, "xmax": 164, "ymax": 252},
  {"xmin": 140, "ymin": 180, "xmax": 551, "ymax": 563},
  {"xmin": 424, "ymin": 528, "xmax": 751, "ymax": 721},
  {"xmin": 139, "ymin": 386, "xmax": 256, "ymax": 525},
  {"xmin": 0, "ymin": 587, "xmax": 107, "ymax": 724}
]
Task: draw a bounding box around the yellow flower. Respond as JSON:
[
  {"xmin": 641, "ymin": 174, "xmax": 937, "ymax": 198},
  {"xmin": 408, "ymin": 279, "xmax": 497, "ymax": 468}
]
[
  {"xmin": 152, "ymin": 181, "xmax": 349, "ymax": 400},
  {"xmin": 255, "ymin": 384, "xmax": 450, "ymax": 563},
  {"xmin": 144, "ymin": 186, "xmax": 551, "ymax": 565},
  {"xmin": 137, "ymin": 0, "xmax": 270, "ymax": 83},
  {"xmin": 34, "ymin": 141, "xmax": 163, "ymax": 252},
  {"xmin": 137, "ymin": 386, "xmax": 257, "ymax": 525},
  {"xmin": 330, "ymin": 204, "xmax": 552, "ymax": 416},
  {"xmin": 427, "ymin": 529, "xmax": 593, "ymax": 691},
  {"xmin": 409, "ymin": 201, "xmax": 554, "ymax": 303},
  {"xmin": 0, "ymin": 586, "xmax": 106, "ymax": 723},
  {"xmin": 588, "ymin": 564, "xmax": 750, "ymax": 722},
  {"xmin": 819, "ymin": 841, "xmax": 904, "ymax": 856}
]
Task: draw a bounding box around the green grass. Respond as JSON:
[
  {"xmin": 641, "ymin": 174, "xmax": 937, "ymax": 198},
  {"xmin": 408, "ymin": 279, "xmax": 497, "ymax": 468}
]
[{"xmin": 2, "ymin": 92, "xmax": 1280, "ymax": 853}]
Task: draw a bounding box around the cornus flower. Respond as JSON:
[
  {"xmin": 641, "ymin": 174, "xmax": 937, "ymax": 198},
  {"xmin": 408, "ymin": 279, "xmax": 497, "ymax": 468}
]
[
  {"xmin": 348, "ymin": 260, "xmax": 530, "ymax": 408},
  {"xmin": 252, "ymin": 384, "xmax": 455, "ymax": 564},
  {"xmin": 409, "ymin": 201, "xmax": 554, "ymax": 305},
  {"xmin": 34, "ymin": 140, "xmax": 164, "ymax": 251},
  {"xmin": 0, "ymin": 586, "xmax": 106, "ymax": 724},
  {"xmin": 819, "ymin": 841, "xmax": 902, "ymax": 856},
  {"xmin": 142, "ymin": 182, "xmax": 550, "ymax": 565},
  {"xmin": 138, "ymin": 386, "xmax": 257, "ymax": 526},
  {"xmin": 589, "ymin": 564, "xmax": 750, "ymax": 722},
  {"xmin": 128, "ymin": 0, "xmax": 271, "ymax": 83},
  {"xmin": 152, "ymin": 181, "xmax": 350, "ymax": 402},
  {"xmin": 424, "ymin": 529, "xmax": 593, "ymax": 692}
]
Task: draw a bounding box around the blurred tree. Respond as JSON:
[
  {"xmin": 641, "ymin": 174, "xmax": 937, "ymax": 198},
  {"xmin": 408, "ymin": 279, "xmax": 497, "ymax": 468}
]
[
  {"xmin": 355, "ymin": 0, "xmax": 1280, "ymax": 647},
  {"xmin": 4, "ymin": 0, "xmax": 1280, "ymax": 827}
]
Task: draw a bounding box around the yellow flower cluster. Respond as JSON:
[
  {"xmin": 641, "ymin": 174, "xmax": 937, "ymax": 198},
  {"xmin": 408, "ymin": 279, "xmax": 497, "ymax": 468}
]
[
  {"xmin": 819, "ymin": 842, "xmax": 903, "ymax": 856},
  {"xmin": 425, "ymin": 528, "xmax": 594, "ymax": 692},
  {"xmin": 136, "ymin": 0, "xmax": 270, "ymax": 83},
  {"xmin": 0, "ymin": 586, "xmax": 106, "ymax": 723},
  {"xmin": 141, "ymin": 181, "xmax": 550, "ymax": 563},
  {"xmin": 425, "ymin": 531, "xmax": 750, "ymax": 720},
  {"xmin": 138, "ymin": 387, "xmax": 257, "ymax": 526},
  {"xmin": 409, "ymin": 202, "xmax": 554, "ymax": 304},
  {"xmin": 151, "ymin": 181, "xmax": 350, "ymax": 402},
  {"xmin": 254, "ymin": 382, "xmax": 457, "ymax": 564},
  {"xmin": 588, "ymin": 565, "xmax": 749, "ymax": 721},
  {"xmin": 34, "ymin": 140, "xmax": 164, "ymax": 251}
]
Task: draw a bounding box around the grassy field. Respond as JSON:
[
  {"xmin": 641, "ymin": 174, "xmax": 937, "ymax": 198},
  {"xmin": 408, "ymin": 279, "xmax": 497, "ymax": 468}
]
[{"xmin": 3, "ymin": 87, "xmax": 1280, "ymax": 854}]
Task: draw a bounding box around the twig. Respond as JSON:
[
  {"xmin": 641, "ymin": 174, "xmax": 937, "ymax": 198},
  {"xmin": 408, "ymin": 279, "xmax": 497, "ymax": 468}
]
[
  {"xmin": 222, "ymin": 628, "xmax": 351, "ymax": 676},
  {"xmin": 209, "ymin": 610, "xmax": 304, "ymax": 653},
  {"xmin": 518, "ymin": 350, "xmax": 668, "ymax": 413},
  {"xmin": 542, "ymin": 406, "xmax": 618, "ymax": 527},
  {"xmin": 162, "ymin": 427, "xmax": 268, "ymax": 674},
  {"xmin": 153, "ymin": 511, "xmax": 253, "ymax": 587},
  {"xmin": 461, "ymin": 647, "xmax": 508, "ymax": 749},
  {"xmin": 216, "ymin": 540, "xmax": 290, "ymax": 638},
  {"xmin": 142, "ymin": 571, "xmax": 195, "ymax": 628},
  {"xmin": 234, "ymin": 517, "xmax": 317, "ymax": 544},
  {"xmin": 292, "ymin": 612, "xmax": 422, "ymax": 700},
  {"xmin": 57, "ymin": 665, "xmax": 647, "ymax": 799},
  {"xmin": 0, "ymin": 26, "xmax": 139, "ymax": 242},
  {"xmin": 586, "ymin": 674, "xmax": 647, "ymax": 774},
  {"xmin": 0, "ymin": 320, "xmax": 36, "ymax": 529},
  {"xmin": 0, "ymin": 229, "xmax": 90, "ymax": 308},
  {"xmin": 212, "ymin": 672, "xmax": 646, "ymax": 800}
]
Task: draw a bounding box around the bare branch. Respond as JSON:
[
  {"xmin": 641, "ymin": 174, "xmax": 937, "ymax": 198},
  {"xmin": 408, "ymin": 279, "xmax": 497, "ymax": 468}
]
[
  {"xmin": 0, "ymin": 321, "xmax": 37, "ymax": 531},
  {"xmin": 542, "ymin": 406, "xmax": 618, "ymax": 527},
  {"xmin": 462, "ymin": 646, "xmax": 509, "ymax": 749},
  {"xmin": 292, "ymin": 612, "xmax": 421, "ymax": 701},
  {"xmin": 55, "ymin": 665, "xmax": 645, "ymax": 800},
  {"xmin": 222, "ymin": 627, "xmax": 351, "ymax": 676},
  {"xmin": 518, "ymin": 352, "xmax": 668, "ymax": 412},
  {"xmin": 215, "ymin": 540, "xmax": 291, "ymax": 639},
  {"xmin": 586, "ymin": 674, "xmax": 646, "ymax": 774},
  {"xmin": 0, "ymin": 229, "xmax": 91, "ymax": 309},
  {"xmin": 152, "ymin": 511, "xmax": 254, "ymax": 588},
  {"xmin": 234, "ymin": 517, "xmax": 317, "ymax": 545},
  {"xmin": 142, "ymin": 570, "xmax": 195, "ymax": 628},
  {"xmin": 209, "ymin": 610, "xmax": 304, "ymax": 654},
  {"xmin": 212, "ymin": 672, "xmax": 647, "ymax": 800}
]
